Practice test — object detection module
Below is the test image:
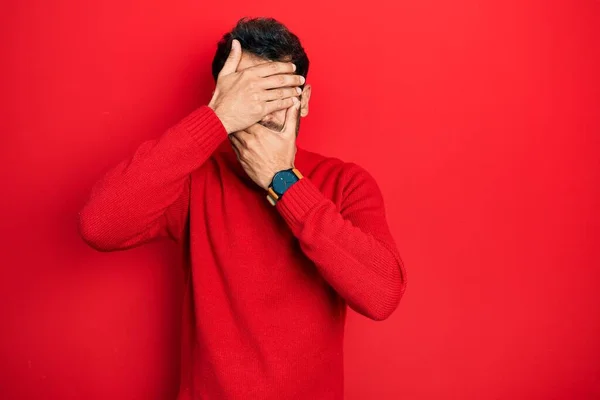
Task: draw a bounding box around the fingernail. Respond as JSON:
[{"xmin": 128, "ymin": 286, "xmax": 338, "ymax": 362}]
[
  {"xmin": 296, "ymin": 87, "xmax": 302, "ymax": 94},
  {"xmin": 292, "ymin": 63, "xmax": 297, "ymax": 71},
  {"xmin": 292, "ymin": 97, "xmax": 300, "ymax": 105},
  {"xmin": 300, "ymin": 76, "xmax": 306, "ymax": 84}
]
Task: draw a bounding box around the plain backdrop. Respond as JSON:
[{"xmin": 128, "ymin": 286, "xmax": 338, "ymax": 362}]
[{"xmin": 1, "ymin": 0, "xmax": 599, "ymax": 399}]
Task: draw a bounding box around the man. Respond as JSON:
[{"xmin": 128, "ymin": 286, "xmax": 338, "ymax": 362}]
[{"xmin": 79, "ymin": 17, "xmax": 407, "ymax": 400}]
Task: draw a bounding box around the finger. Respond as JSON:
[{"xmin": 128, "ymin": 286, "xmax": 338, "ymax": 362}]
[
  {"xmin": 262, "ymin": 87, "xmax": 302, "ymax": 101},
  {"xmin": 246, "ymin": 123, "xmax": 271, "ymax": 135},
  {"xmin": 230, "ymin": 133, "xmax": 245, "ymax": 148},
  {"xmin": 219, "ymin": 39, "xmax": 242, "ymax": 77},
  {"xmin": 228, "ymin": 134, "xmax": 243, "ymax": 159},
  {"xmin": 282, "ymin": 97, "xmax": 301, "ymax": 136},
  {"xmin": 232, "ymin": 130, "xmax": 252, "ymax": 146},
  {"xmin": 263, "ymin": 97, "xmax": 296, "ymax": 115},
  {"xmin": 248, "ymin": 61, "xmax": 296, "ymax": 78},
  {"xmin": 259, "ymin": 74, "xmax": 305, "ymax": 90}
]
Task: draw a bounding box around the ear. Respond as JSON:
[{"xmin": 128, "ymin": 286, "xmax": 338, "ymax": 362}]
[
  {"xmin": 300, "ymin": 84, "xmax": 311, "ymax": 117},
  {"xmin": 235, "ymin": 50, "xmax": 245, "ymax": 72}
]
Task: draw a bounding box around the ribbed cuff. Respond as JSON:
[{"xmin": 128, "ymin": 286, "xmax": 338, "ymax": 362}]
[
  {"xmin": 175, "ymin": 105, "xmax": 228, "ymax": 157},
  {"xmin": 276, "ymin": 177, "xmax": 325, "ymax": 229}
]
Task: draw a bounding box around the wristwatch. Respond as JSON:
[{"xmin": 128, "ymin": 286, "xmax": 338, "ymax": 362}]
[{"xmin": 266, "ymin": 168, "xmax": 303, "ymax": 206}]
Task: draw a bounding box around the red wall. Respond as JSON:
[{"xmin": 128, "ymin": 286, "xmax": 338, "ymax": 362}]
[{"xmin": 2, "ymin": 1, "xmax": 599, "ymax": 399}]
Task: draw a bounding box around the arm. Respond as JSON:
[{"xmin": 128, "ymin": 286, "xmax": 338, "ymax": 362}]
[
  {"xmin": 79, "ymin": 39, "xmax": 303, "ymax": 252},
  {"xmin": 275, "ymin": 163, "xmax": 407, "ymax": 321},
  {"xmin": 78, "ymin": 106, "xmax": 227, "ymax": 251}
]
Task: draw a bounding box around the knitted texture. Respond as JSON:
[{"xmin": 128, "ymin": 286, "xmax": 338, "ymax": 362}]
[{"xmin": 79, "ymin": 106, "xmax": 407, "ymax": 400}]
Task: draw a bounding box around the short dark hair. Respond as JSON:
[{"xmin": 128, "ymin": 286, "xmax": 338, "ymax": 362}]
[{"xmin": 211, "ymin": 17, "xmax": 309, "ymax": 86}]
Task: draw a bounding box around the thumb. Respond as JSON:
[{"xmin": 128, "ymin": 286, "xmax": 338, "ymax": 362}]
[
  {"xmin": 282, "ymin": 97, "xmax": 301, "ymax": 136},
  {"xmin": 219, "ymin": 39, "xmax": 242, "ymax": 77}
]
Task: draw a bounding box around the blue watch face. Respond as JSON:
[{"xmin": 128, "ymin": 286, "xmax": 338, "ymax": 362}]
[{"xmin": 272, "ymin": 170, "xmax": 298, "ymax": 195}]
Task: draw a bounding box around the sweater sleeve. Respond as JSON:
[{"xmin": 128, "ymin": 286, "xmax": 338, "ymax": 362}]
[
  {"xmin": 275, "ymin": 163, "xmax": 407, "ymax": 321},
  {"xmin": 78, "ymin": 106, "xmax": 227, "ymax": 251}
]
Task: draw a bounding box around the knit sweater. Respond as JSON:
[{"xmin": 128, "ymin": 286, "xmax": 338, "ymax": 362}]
[{"xmin": 78, "ymin": 105, "xmax": 407, "ymax": 400}]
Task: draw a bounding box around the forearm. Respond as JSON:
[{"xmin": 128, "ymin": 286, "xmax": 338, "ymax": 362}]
[
  {"xmin": 276, "ymin": 177, "xmax": 407, "ymax": 321},
  {"xmin": 79, "ymin": 106, "xmax": 227, "ymax": 251}
]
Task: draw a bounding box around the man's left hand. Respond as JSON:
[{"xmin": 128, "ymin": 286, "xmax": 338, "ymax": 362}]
[{"xmin": 229, "ymin": 97, "xmax": 300, "ymax": 190}]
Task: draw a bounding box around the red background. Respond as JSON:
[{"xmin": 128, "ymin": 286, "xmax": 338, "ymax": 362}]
[{"xmin": 1, "ymin": 0, "xmax": 599, "ymax": 399}]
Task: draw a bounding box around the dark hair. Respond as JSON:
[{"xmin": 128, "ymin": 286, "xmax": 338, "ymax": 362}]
[{"xmin": 211, "ymin": 17, "xmax": 309, "ymax": 86}]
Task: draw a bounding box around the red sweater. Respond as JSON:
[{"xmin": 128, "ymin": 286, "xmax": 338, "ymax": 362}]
[{"xmin": 78, "ymin": 106, "xmax": 407, "ymax": 399}]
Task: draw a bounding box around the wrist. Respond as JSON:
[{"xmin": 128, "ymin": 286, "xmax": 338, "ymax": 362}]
[
  {"xmin": 265, "ymin": 167, "xmax": 303, "ymax": 206},
  {"xmin": 207, "ymin": 89, "xmax": 219, "ymax": 110},
  {"xmin": 207, "ymin": 106, "xmax": 232, "ymax": 135},
  {"xmin": 207, "ymin": 93, "xmax": 232, "ymax": 135}
]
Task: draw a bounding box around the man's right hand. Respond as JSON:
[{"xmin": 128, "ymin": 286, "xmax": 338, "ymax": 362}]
[{"xmin": 208, "ymin": 39, "xmax": 305, "ymax": 134}]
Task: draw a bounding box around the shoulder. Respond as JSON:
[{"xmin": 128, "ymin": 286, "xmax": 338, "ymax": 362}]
[
  {"xmin": 296, "ymin": 147, "xmax": 381, "ymax": 199},
  {"xmin": 297, "ymin": 147, "xmax": 372, "ymax": 177}
]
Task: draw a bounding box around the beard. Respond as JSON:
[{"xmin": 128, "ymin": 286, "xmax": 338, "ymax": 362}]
[
  {"xmin": 258, "ymin": 120, "xmax": 284, "ymax": 132},
  {"xmin": 258, "ymin": 107, "xmax": 301, "ymax": 135}
]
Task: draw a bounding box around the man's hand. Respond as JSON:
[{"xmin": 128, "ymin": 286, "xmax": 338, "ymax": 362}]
[
  {"xmin": 208, "ymin": 39, "xmax": 305, "ymax": 134},
  {"xmin": 228, "ymin": 97, "xmax": 300, "ymax": 190}
]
